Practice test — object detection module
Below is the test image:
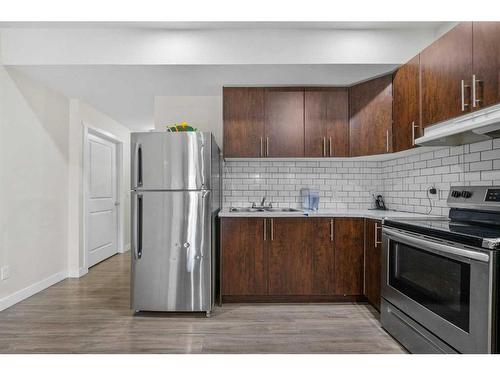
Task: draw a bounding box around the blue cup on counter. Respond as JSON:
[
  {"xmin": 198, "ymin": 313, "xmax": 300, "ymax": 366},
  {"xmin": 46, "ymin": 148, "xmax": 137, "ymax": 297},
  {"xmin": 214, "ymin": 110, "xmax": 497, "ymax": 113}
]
[{"xmin": 301, "ymin": 188, "xmax": 320, "ymax": 211}]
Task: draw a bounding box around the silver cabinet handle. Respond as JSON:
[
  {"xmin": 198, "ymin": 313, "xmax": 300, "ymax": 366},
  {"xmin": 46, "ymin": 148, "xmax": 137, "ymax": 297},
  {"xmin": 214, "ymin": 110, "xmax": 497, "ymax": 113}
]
[
  {"xmin": 374, "ymin": 222, "xmax": 382, "ymax": 248},
  {"xmin": 263, "ymin": 218, "xmax": 267, "ymax": 241},
  {"xmin": 260, "ymin": 137, "xmax": 263, "ymax": 157},
  {"xmin": 322, "ymin": 137, "xmax": 326, "ymax": 157},
  {"xmin": 329, "ymin": 137, "xmax": 332, "ymax": 157},
  {"xmin": 266, "ymin": 137, "xmax": 269, "ymax": 157},
  {"xmin": 461, "ymin": 79, "xmax": 470, "ymax": 112},
  {"xmin": 472, "ymin": 74, "xmax": 482, "ymax": 108},
  {"xmin": 330, "ymin": 219, "xmax": 334, "ymax": 242},
  {"xmin": 411, "ymin": 121, "xmax": 419, "ymax": 146},
  {"xmin": 386, "ymin": 130, "xmax": 389, "ymax": 153},
  {"xmin": 270, "ymin": 218, "xmax": 274, "ymax": 241}
]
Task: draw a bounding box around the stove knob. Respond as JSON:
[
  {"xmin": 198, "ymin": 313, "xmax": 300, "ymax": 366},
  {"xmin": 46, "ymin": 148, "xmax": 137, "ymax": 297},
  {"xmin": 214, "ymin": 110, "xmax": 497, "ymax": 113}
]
[
  {"xmin": 461, "ymin": 190, "xmax": 472, "ymax": 198},
  {"xmin": 451, "ymin": 190, "xmax": 462, "ymax": 198}
]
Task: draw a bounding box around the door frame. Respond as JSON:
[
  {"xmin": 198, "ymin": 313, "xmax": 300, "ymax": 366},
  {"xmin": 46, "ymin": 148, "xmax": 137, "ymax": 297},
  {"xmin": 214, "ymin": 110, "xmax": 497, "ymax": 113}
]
[{"xmin": 82, "ymin": 122, "xmax": 124, "ymax": 271}]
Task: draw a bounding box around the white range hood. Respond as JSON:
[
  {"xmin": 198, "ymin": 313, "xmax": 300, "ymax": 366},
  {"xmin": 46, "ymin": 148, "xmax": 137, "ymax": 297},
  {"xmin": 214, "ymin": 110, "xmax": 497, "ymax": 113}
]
[{"xmin": 415, "ymin": 103, "xmax": 500, "ymax": 146}]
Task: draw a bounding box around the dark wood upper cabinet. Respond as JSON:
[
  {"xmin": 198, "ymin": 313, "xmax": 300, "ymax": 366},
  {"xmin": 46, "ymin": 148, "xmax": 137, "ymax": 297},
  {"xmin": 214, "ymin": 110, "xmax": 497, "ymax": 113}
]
[
  {"xmin": 333, "ymin": 218, "xmax": 365, "ymax": 296},
  {"xmin": 472, "ymin": 22, "xmax": 500, "ymax": 110},
  {"xmin": 364, "ymin": 219, "xmax": 382, "ymax": 310},
  {"xmin": 304, "ymin": 90, "xmax": 325, "ymax": 157},
  {"xmin": 349, "ymin": 75, "xmax": 393, "ymax": 157},
  {"xmin": 326, "ymin": 89, "xmax": 350, "ymax": 157},
  {"xmin": 223, "ymin": 87, "xmax": 264, "ymax": 158},
  {"xmin": 221, "ymin": 217, "xmax": 267, "ymax": 296},
  {"xmin": 421, "ymin": 23, "xmax": 473, "ymax": 127},
  {"xmin": 264, "ymin": 88, "xmax": 305, "ymax": 157},
  {"xmin": 393, "ymin": 55, "xmax": 421, "ymax": 152},
  {"xmin": 305, "ymin": 88, "xmax": 349, "ymax": 157}
]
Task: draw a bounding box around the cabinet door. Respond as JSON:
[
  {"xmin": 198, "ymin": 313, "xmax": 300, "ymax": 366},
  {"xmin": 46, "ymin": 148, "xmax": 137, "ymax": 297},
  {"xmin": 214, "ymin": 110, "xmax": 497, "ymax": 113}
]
[
  {"xmin": 333, "ymin": 218, "xmax": 364, "ymax": 296},
  {"xmin": 223, "ymin": 87, "xmax": 264, "ymax": 157},
  {"xmin": 305, "ymin": 88, "xmax": 349, "ymax": 157},
  {"xmin": 349, "ymin": 75, "xmax": 393, "ymax": 157},
  {"xmin": 221, "ymin": 218, "xmax": 267, "ymax": 296},
  {"xmin": 421, "ymin": 22, "xmax": 473, "ymax": 127},
  {"xmin": 267, "ymin": 218, "xmax": 334, "ymax": 295},
  {"xmin": 264, "ymin": 88, "xmax": 304, "ymax": 157},
  {"xmin": 325, "ymin": 89, "xmax": 349, "ymax": 157},
  {"xmin": 472, "ymin": 22, "xmax": 500, "ymax": 110},
  {"xmin": 304, "ymin": 90, "xmax": 327, "ymax": 157},
  {"xmin": 364, "ymin": 219, "xmax": 382, "ymax": 310},
  {"xmin": 311, "ymin": 218, "xmax": 335, "ymax": 295},
  {"xmin": 268, "ymin": 218, "xmax": 312, "ymax": 295},
  {"xmin": 393, "ymin": 55, "xmax": 421, "ymax": 152}
]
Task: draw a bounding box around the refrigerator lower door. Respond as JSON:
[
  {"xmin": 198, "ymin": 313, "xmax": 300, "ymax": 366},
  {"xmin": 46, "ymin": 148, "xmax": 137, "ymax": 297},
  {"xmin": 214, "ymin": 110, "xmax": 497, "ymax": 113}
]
[
  {"xmin": 131, "ymin": 132, "xmax": 211, "ymax": 190},
  {"xmin": 131, "ymin": 190, "xmax": 212, "ymax": 312}
]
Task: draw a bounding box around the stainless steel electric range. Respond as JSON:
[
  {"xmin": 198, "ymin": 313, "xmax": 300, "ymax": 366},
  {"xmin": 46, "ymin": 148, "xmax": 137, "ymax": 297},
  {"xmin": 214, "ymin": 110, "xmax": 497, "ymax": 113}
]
[{"xmin": 381, "ymin": 186, "xmax": 500, "ymax": 354}]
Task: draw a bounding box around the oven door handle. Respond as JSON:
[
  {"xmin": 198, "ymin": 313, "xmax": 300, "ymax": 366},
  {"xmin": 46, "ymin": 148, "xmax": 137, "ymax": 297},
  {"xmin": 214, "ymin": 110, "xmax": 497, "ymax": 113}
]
[{"xmin": 383, "ymin": 227, "xmax": 490, "ymax": 263}]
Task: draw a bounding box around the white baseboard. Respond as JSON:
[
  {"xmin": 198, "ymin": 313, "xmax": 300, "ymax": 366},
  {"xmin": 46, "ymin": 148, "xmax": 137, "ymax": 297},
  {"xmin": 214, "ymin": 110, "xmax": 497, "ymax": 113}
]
[
  {"xmin": 123, "ymin": 243, "xmax": 131, "ymax": 252},
  {"xmin": 67, "ymin": 267, "xmax": 88, "ymax": 278},
  {"xmin": 0, "ymin": 271, "xmax": 67, "ymax": 312}
]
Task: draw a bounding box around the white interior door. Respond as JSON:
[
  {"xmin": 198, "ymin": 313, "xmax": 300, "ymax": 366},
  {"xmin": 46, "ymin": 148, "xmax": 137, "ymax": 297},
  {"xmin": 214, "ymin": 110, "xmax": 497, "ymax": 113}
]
[{"xmin": 86, "ymin": 133, "xmax": 118, "ymax": 267}]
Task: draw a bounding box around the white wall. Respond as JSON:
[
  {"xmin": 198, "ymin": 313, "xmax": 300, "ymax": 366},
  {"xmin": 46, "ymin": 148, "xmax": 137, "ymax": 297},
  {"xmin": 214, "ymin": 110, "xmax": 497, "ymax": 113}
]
[
  {"xmin": 0, "ymin": 66, "xmax": 69, "ymax": 307},
  {"xmin": 0, "ymin": 63, "xmax": 131, "ymax": 309},
  {"xmin": 154, "ymin": 95, "xmax": 222, "ymax": 146},
  {"xmin": 68, "ymin": 99, "xmax": 131, "ymax": 277}
]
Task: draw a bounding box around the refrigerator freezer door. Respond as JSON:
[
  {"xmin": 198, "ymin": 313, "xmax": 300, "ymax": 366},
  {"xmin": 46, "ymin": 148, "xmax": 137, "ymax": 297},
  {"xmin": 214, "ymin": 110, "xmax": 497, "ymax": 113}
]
[
  {"xmin": 131, "ymin": 132, "xmax": 211, "ymax": 190},
  {"xmin": 131, "ymin": 190, "xmax": 212, "ymax": 312}
]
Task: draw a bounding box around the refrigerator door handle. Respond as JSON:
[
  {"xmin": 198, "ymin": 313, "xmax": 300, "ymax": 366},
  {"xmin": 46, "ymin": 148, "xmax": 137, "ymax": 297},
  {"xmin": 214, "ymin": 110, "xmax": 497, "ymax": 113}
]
[
  {"xmin": 132, "ymin": 193, "xmax": 137, "ymax": 259},
  {"xmin": 134, "ymin": 193, "xmax": 143, "ymax": 259},
  {"xmin": 134, "ymin": 142, "xmax": 143, "ymax": 188},
  {"xmin": 200, "ymin": 142, "xmax": 206, "ymax": 188}
]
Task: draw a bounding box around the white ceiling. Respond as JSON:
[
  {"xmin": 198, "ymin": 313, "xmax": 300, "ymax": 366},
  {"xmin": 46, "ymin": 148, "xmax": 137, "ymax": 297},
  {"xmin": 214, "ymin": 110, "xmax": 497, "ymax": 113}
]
[
  {"xmin": 11, "ymin": 64, "xmax": 399, "ymax": 130},
  {"xmin": 0, "ymin": 21, "xmax": 447, "ymax": 30}
]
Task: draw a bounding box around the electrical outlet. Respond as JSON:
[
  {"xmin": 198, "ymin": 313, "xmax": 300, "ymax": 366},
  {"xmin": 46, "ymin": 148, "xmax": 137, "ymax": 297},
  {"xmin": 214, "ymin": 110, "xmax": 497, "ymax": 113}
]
[
  {"xmin": 428, "ymin": 186, "xmax": 439, "ymax": 199},
  {"xmin": 1, "ymin": 265, "xmax": 10, "ymax": 280}
]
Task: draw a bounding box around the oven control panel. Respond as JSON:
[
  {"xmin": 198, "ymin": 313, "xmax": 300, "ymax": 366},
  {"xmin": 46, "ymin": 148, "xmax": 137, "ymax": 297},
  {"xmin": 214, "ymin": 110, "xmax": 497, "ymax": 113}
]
[
  {"xmin": 448, "ymin": 185, "xmax": 500, "ymax": 211},
  {"xmin": 485, "ymin": 188, "xmax": 500, "ymax": 202}
]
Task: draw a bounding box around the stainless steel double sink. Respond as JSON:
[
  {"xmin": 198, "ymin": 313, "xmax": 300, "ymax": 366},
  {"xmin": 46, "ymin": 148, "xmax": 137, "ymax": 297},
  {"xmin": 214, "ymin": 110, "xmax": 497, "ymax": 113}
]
[{"xmin": 228, "ymin": 207, "xmax": 302, "ymax": 213}]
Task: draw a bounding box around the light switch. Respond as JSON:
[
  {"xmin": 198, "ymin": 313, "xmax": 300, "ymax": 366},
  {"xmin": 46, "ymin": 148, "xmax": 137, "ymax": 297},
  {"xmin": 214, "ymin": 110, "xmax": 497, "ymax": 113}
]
[{"xmin": 1, "ymin": 265, "xmax": 10, "ymax": 280}]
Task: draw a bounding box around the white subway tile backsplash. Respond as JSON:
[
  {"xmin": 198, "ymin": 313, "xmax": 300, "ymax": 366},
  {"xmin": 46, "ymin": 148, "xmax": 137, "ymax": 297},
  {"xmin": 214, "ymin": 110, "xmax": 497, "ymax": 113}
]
[
  {"xmin": 223, "ymin": 139, "xmax": 500, "ymax": 215},
  {"xmin": 470, "ymin": 140, "xmax": 493, "ymax": 152}
]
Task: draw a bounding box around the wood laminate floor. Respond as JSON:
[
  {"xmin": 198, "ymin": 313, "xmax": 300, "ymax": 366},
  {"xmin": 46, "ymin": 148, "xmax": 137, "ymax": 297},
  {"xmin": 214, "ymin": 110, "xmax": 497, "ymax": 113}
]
[{"xmin": 0, "ymin": 252, "xmax": 405, "ymax": 354}]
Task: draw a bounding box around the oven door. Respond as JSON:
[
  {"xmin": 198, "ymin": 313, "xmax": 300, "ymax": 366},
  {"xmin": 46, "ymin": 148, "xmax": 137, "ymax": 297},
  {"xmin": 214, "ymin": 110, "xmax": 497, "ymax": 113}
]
[{"xmin": 382, "ymin": 227, "xmax": 493, "ymax": 353}]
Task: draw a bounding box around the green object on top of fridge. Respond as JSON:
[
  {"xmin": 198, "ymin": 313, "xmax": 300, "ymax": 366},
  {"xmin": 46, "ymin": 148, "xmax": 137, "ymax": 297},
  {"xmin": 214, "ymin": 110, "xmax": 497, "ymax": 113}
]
[{"xmin": 165, "ymin": 122, "xmax": 198, "ymax": 132}]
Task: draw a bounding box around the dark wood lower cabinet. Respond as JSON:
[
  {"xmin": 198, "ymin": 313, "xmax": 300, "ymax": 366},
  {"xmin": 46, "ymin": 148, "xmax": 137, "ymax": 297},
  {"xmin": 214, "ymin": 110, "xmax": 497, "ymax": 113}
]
[
  {"xmin": 364, "ymin": 219, "xmax": 382, "ymax": 310},
  {"xmin": 221, "ymin": 218, "xmax": 267, "ymax": 296},
  {"xmin": 333, "ymin": 218, "xmax": 365, "ymax": 296},
  {"xmin": 268, "ymin": 218, "xmax": 314, "ymax": 295},
  {"xmin": 268, "ymin": 218, "xmax": 334, "ymax": 295},
  {"xmin": 221, "ymin": 217, "xmax": 367, "ymax": 302}
]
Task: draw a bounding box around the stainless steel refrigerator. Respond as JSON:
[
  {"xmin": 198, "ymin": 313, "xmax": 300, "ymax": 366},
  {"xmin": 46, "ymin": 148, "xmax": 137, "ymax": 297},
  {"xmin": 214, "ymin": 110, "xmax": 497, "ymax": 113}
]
[{"xmin": 130, "ymin": 132, "xmax": 221, "ymax": 315}]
